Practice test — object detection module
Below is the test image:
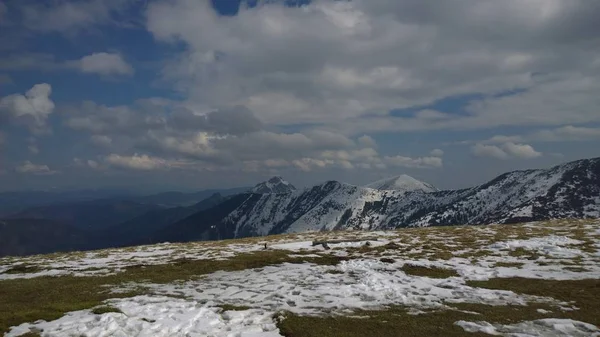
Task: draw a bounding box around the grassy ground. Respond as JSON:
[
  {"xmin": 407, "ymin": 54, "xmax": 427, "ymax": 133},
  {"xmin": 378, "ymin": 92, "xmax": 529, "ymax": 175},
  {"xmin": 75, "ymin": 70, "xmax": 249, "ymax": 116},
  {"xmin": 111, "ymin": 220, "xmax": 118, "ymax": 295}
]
[
  {"xmin": 276, "ymin": 277, "xmax": 600, "ymax": 337},
  {"xmin": 1, "ymin": 219, "xmax": 598, "ymax": 336},
  {"xmin": 400, "ymin": 264, "xmax": 459, "ymax": 278},
  {"xmin": 0, "ymin": 250, "xmax": 346, "ymax": 334}
]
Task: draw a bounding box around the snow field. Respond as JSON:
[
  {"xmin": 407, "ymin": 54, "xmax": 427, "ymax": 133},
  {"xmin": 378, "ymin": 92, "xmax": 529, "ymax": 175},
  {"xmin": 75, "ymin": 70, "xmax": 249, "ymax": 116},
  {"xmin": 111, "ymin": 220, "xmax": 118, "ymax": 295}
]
[{"xmin": 2, "ymin": 219, "xmax": 600, "ymax": 336}]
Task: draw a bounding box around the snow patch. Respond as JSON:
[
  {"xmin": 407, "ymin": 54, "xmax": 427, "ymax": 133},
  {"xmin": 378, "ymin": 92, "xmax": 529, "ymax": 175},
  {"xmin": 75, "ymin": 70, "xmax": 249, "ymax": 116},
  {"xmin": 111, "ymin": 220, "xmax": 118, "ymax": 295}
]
[
  {"xmin": 455, "ymin": 318, "xmax": 600, "ymax": 337},
  {"xmin": 6, "ymin": 296, "xmax": 281, "ymax": 337},
  {"xmin": 489, "ymin": 235, "xmax": 584, "ymax": 258}
]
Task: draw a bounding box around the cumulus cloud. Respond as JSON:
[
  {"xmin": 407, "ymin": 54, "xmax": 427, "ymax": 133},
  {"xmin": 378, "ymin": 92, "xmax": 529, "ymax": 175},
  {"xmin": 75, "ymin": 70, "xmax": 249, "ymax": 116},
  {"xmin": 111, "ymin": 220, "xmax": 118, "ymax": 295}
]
[
  {"xmin": 357, "ymin": 135, "xmax": 377, "ymax": 148},
  {"xmin": 430, "ymin": 149, "xmax": 444, "ymax": 157},
  {"xmin": 104, "ymin": 153, "xmax": 172, "ymax": 171},
  {"xmin": 75, "ymin": 52, "xmax": 134, "ymax": 76},
  {"xmin": 472, "ymin": 142, "xmax": 542, "ymax": 160},
  {"xmin": 28, "ymin": 144, "xmax": 39, "ymax": 154},
  {"xmin": 90, "ymin": 135, "xmax": 113, "ymax": 147},
  {"xmin": 102, "ymin": 153, "xmax": 199, "ymax": 171},
  {"xmin": 15, "ymin": 161, "xmax": 57, "ymax": 175},
  {"xmin": 145, "ymin": 0, "xmax": 600, "ymax": 134},
  {"xmin": 0, "ymin": 52, "xmax": 133, "ymax": 77},
  {"xmin": 483, "ymin": 126, "xmax": 600, "ymax": 145},
  {"xmin": 74, "ymin": 158, "xmax": 101, "ymax": 169},
  {"xmin": 0, "ymin": 83, "xmax": 54, "ymax": 134},
  {"xmin": 472, "ymin": 144, "xmax": 510, "ymax": 160},
  {"xmin": 20, "ymin": 0, "xmax": 137, "ymax": 33},
  {"xmin": 383, "ymin": 155, "xmax": 443, "ymax": 169},
  {"xmin": 503, "ymin": 142, "xmax": 542, "ymax": 159}
]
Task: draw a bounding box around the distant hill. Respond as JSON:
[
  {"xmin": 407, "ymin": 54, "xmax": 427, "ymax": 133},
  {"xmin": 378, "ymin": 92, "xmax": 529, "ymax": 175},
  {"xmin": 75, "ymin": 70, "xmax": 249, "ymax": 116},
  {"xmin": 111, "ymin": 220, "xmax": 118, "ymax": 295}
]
[
  {"xmin": 2, "ymin": 157, "xmax": 599, "ymax": 256},
  {"xmin": 127, "ymin": 187, "xmax": 249, "ymax": 207},
  {"xmin": 7, "ymin": 200, "xmax": 163, "ymax": 231},
  {"xmin": 0, "ymin": 189, "xmax": 132, "ymax": 216},
  {"xmin": 0, "ymin": 219, "xmax": 89, "ymax": 257},
  {"xmin": 100, "ymin": 193, "xmax": 227, "ymax": 247}
]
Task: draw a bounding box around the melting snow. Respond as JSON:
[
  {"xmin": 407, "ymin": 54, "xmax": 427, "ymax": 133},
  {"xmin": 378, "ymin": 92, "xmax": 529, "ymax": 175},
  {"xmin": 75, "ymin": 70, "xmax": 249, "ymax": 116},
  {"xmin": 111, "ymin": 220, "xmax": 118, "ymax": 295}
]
[
  {"xmin": 455, "ymin": 319, "xmax": 600, "ymax": 337},
  {"xmin": 488, "ymin": 235, "xmax": 584, "ymax": 258},
  {"xmin": 6, "ymin": 296, "xmax": 281, "ymax": 337}
]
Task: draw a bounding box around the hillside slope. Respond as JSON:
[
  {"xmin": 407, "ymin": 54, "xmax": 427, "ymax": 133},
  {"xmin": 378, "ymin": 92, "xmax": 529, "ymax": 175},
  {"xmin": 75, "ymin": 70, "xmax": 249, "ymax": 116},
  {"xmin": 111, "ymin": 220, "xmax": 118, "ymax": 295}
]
[
  {"xmin": 365, "ymin": 174, "xmax": 438, "ymax": 193},
  {"xmin": 157, "ymin": 157, "xmax": 600, "ymax": 242}
]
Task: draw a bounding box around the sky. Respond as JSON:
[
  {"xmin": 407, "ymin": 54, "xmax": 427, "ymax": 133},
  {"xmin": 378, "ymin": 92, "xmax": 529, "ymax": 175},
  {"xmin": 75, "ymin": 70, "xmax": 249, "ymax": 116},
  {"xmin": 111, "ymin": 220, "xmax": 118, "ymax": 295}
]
[{"xmin": 0, "ymin": 0, "xmax": 599, "ymax": 192}]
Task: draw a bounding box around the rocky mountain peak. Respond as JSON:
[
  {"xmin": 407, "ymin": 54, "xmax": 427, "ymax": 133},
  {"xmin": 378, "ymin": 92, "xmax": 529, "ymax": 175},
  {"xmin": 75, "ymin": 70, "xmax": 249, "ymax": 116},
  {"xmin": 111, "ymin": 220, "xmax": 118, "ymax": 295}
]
[
  {"xmin": 365, "ymin": 174, "xmax": 438, "ymax": 193},
  {"xmin": 251, "ymin": 176, "xmax": 296, "ymax": 194}
]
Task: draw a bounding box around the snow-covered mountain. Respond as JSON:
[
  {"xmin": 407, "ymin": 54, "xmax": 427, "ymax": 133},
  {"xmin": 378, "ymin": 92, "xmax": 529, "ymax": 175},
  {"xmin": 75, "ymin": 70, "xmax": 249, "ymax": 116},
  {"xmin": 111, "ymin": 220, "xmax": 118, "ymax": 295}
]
[
  {"xmin": 250, "ymin": 176, "xmax": 296, "ymax": 194},
  {"xmin": 365, "ymin": 174, "xmax": 438, "ymax": 193},
  {"xmin": 155, "ymin": 157, "xmax": 600, "ymax": 243}
]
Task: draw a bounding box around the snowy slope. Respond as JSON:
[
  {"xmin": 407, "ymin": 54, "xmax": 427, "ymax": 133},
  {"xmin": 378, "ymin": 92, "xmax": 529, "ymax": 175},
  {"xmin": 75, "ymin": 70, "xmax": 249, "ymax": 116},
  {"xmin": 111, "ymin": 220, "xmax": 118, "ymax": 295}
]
[
  {"xmin": 365, "ymin": 174, "xmax": 438, "ymax": 193},
  {"xmin": 160, "ymin": 157, "xmax": 600, "ymax": 242},
  {"xmin": 250, "ymin": 176, "xmax": 296, "ymax": 194}
]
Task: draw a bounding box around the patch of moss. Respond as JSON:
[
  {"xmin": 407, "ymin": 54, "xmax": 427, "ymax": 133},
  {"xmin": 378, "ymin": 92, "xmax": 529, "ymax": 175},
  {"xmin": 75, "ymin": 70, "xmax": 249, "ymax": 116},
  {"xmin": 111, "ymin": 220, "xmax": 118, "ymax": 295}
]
[
  {"xmin": 3, "ymin": 264, "xmax": 42, "ymax": 274},
  {"xmin": 401, "ymin": 264, "xmax": 459, "ymax": 278},
  {"xmin": 218, "ymin": 304, "xmax": 252, "ymax": 311},
  {"xmin": 494, "ymin": 262, "xmax": 524, "ymax": 268},
  {"xmin": 92, "ymin": 306, "xmax": 123, "ymax": 315},
  {"xmin": 467, "ymin": 278, "xmax": 600, "ymax": 326}
]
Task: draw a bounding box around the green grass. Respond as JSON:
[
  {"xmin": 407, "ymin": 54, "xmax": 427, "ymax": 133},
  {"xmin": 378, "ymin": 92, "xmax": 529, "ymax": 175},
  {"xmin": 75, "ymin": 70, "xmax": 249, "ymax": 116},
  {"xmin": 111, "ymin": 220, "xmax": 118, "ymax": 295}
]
[
  {"xmin": 494, "ymin": 261, "xmax": 524, "ymax": 268},
  {"xmin": 3, "ymin": 264, "xmax": 42, "ymax": 274},
  {"xmin": 275, "ymin": 280, "xmax": 600, "ymax": 337},
  {"xmin": 401, "ymin": 264, "xmax": 459, "ymax": 278},
  {"xmin": 276, "ymin": 307, "xmax": 491, "ymax": 337},
  {"xmin": 0, "ymin": 250, "xmax": 348, "ymax": 334},
  {"xmin": 92, "ymin": 306, "xmax": 123, "ymax": 315},
  {"xmin": 217, "ymin": 304, "xmax": 252, "ymax": 311},
  {"xmin": 1, "ymin": 219, "xmax": 598, "ymax": 336},
  {"xmin": 467, "ymin": 278, "xmax": 600, "ymax": 326}
]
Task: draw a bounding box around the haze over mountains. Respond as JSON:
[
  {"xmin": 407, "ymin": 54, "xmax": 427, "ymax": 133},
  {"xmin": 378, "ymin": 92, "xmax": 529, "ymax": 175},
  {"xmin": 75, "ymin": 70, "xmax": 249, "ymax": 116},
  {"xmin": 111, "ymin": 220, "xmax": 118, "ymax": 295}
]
[{"xmin": 1, "ymin": 157, "xmax": 599, "ymax": 257}]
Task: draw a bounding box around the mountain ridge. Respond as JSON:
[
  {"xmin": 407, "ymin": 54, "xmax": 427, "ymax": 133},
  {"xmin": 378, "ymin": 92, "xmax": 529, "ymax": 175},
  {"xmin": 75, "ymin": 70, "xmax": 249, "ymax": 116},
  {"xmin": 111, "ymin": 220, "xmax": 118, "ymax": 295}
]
[
  {"xmin": 155, "ymin": 157, "xmax": 600, "ymax": 243},
  {"xmin": 365, "ymin": 174, "xmax": 438, "ymax": 193},
  {"xmin": 250, "ymin": 176, "xmax": 297, "ymax": 194}
]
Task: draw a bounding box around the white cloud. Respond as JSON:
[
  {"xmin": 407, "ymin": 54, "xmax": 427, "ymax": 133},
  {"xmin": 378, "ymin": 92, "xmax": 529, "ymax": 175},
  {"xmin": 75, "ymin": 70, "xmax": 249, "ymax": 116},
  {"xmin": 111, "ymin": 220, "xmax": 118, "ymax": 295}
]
[
  {"xmin": 74, "ymin": 158, "xmax": 101, "ymax": 169},
  {"xmin": 357, "ymin": 135, "xmax": 377, "ymax": 148},
  {"xmin": 531, "ymin": 125, "xmax": 600, "ymax": 142},
  {"xmin": 0, "ymin": 83, "xmax": 54, "ymax": 134},
  {"xmin": 15, "ymin": 161, "xmax": 57, "ymax": 175},
  {"xmin": 383, "ymin": 155, "xmax": 443, "ymax": 169},
  {"xmin": 145, "ymin": 0, "xmax": 600, "ymax": 134},
  {"xmin": 104, "ymin": 153, "xmax": 176, "ymax": 170},
  {"xmin": 472, "ymin": 142, "xmax": 542, "ymax": 160},
  {"xmin": 430, "ymin": 149, "xmax": 444, "ymax": 157},
  {"xmin": 475, "ymin": 125, "xmax": 600, "ymax": 146},
  {"xmin": 20, "ymin": 0, "xmax": 136, "ymax": 33},
  {"xmin": 28, "ymin": 144, "xmax": 39, "ymax": 154},
  {"xmin": 90, "ymin": 135, "xmax": 113, "ymax": 147},
  {"xmin": 472, "ymin": 144, "xmax": 510, "ymax": 160},
  {"xmin": 502, "ymin": 142, "xmax": 542, "ymax": 159},
  {"xmin": 77, "ymin": 53, "xmax": 133, "ymax": 76}
]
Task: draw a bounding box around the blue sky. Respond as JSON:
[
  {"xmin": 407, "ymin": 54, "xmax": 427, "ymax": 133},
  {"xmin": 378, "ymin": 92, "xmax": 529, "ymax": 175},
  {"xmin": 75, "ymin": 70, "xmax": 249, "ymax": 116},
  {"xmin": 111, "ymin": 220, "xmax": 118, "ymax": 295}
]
[{"xmin": 1, "ymin": 0, "xmax": 599, "ymax": 192}]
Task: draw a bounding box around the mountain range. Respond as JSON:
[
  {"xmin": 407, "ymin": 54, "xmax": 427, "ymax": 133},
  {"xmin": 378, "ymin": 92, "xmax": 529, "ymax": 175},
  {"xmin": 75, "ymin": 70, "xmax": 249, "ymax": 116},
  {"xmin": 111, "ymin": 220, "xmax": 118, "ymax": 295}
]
[
  {"xmin": 1, "ymin": 157, "xmax": 599, "ymax": 256},
  {"xmin": 153, "ymin": 157, "xmax": 600, "ymax": 243}
]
